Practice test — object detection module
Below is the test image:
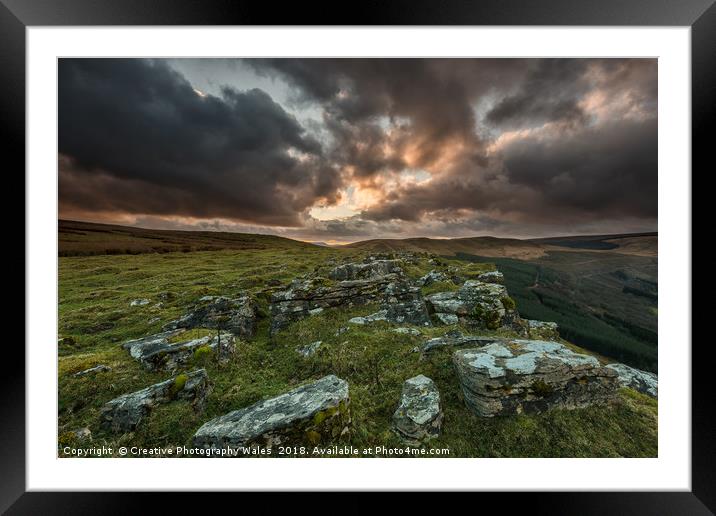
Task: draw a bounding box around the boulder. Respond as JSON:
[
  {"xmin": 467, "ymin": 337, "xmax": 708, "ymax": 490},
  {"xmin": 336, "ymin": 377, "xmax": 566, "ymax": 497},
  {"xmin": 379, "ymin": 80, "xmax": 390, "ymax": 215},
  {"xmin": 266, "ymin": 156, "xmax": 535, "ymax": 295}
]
[
  {"xmin": 163, "ymin": 295, "xmax": 259, "ymax": 339},
  {"xmin": 328, "ymin": 260, "xmax": 404, "ymax": 281},
  {"xmin": 392, "ymin": 375, "xmax": 443, "ymax": 445},
  {"xmin": 434, "ymin": 313, "xmax": 459, "ymax": 325},
  {"xmin": 426, "ymin": 280, "xmax": 520, "ymax": 330},
  {"xmin": 123, "ymin": 330, "xmax": 235, "ymax": 371},
  {"xmin": 453, "ymin": 339, "xmax": 618, "ymax": 417},
  {"xmin": 73, "ymin": 364, "xmax": 111, "ymax": 377},
  {"xmin": 527, "ymin": 320, "xmax": 560, "ymax": 339},
  {"xmin": 605, "ymin": 363, "xmax": 658, "ymax": 397},
  {"xmin": 100, "ymin": 369, "xmax": 209, "ymax": 433},
  {"xmin": 193, "ymin": 375, "xmax": 350, "ymax": 452},
  {"xmin": 269, "ymin": 274, "xmax": 399, "ymax": 334}
]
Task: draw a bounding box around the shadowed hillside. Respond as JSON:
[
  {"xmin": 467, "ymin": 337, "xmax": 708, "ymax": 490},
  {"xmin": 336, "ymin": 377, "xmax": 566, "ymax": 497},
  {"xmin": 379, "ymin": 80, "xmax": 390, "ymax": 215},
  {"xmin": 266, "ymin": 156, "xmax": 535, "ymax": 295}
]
[
  {"xmin": 345, "ymin": 236, "xmax": 547, "ymax": 259},
  {"xmin": 59, "ymin": 220, "xmax": 316, "ymax": 256}
]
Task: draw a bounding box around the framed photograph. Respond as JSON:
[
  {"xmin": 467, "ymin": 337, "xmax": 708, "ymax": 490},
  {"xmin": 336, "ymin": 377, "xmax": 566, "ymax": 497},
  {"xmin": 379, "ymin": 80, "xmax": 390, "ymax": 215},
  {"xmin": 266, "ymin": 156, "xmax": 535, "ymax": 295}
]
[{"xmin": 7, "ymin": 0, "xmax": 711, "ymax": 511}]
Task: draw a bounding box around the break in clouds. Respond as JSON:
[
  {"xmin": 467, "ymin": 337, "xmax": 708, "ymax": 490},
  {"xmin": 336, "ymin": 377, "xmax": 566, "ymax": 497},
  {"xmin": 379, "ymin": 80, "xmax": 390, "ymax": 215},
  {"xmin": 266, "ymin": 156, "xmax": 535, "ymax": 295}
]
[{"xmin": 58, "ymin": 58, "xmax": 657, "ymax": 243}]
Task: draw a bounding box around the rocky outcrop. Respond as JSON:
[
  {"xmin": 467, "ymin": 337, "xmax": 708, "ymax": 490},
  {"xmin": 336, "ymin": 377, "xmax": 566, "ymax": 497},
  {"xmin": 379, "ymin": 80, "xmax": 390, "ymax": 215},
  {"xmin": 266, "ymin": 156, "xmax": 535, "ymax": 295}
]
[
  {"xmin": 606, "ymin": 363, "xmax": 658, "ymax": 397},
  {"xmin": 328, "ymin": 259, "xmax": 403, "ymax": 281},
  {"xmin": 422, "ymin": 331, "xmax": 501, "ymax": 353},
  {"xmin": 193, "ymin": 375, "xmax": 350, "ymax": 452},
  {"xmin": 426, "ymin": 280, "xmax": 521, "ymax": 330},
  {"xmin": 382, "ymin": 280, "xmax": 432, "ymax": 326},
  {"xmin": 123, "ymin": 330, "xmax": 235, "ymax": 371},
  {"xmin": 453, "ymin": 339, "xmax": 618, "ymax": 417},
  {"xmin": 269, "ymin": 274, "xmax": 398, "ymax": 334},
  {"xmin": 100, "ymin": 369, "xmax": 209, "ymax": 433},
  {"xmin": 527, "ymin": 320, "xmax": 560, "ymax": 339},
  {"xmin": 73, "ymin": 364, "xmax": 111, "ymax": 377},
  {"xmin": 163, "ymin": 295, "xmax": 259, "ymax": 339},
  {"xmin": 392, "ymin": 375, "xmax": 443, "ymax": 445}
]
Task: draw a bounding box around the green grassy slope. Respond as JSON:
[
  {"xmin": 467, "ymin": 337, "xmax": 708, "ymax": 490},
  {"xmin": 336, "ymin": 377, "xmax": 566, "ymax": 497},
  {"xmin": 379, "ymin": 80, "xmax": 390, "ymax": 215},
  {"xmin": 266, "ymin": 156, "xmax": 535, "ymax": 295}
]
[{"xmin": 58, "ymin": 246, "xmax": 657, "ymax": 458}]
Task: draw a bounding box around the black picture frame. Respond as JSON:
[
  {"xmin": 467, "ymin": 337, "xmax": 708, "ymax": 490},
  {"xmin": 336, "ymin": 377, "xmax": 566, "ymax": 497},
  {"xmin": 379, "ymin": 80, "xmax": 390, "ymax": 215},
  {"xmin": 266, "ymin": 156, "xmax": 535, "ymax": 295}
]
[{"xmin": 4, "ymin": 0, "xmax": 711, "ymax": 512}]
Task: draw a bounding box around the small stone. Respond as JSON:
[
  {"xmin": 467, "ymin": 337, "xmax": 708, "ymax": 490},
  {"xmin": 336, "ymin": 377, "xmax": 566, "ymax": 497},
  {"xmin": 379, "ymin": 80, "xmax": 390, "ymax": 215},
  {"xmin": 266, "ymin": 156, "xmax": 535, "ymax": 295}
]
[
  {"xmin": 297, "ymin": 340, "xmax": 322, "ymax": 357},
  {"xmin": 130, "ymin": 298, "xmax": 151, "ymax": 307},
  {"xmin": 73, "ymin": 427, "xmax": 92, "ymax": 442},
  {"xmin": 308, "ymin": 307, "xmax": 324, "ymax": 316},
  {"xmin": 392, "ymin": 375, "xmax": 443, "ymax": 445},
  {"xmin": 348, "ymin": 310, "xmax": 388, "ymax": 325},
  {"xmin": 393, "ymin": 327, "xmax": 422, "ymax": 336},
  {"xmin": 73, "ymin": 364, "xmax": 111, "ymax": 377}
]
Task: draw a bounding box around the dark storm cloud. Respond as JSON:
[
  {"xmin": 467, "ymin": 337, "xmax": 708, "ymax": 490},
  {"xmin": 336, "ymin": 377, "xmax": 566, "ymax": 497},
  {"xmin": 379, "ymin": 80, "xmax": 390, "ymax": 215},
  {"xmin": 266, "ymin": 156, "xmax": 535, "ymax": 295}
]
[
  {"xmin": 59, "ymin": 58, "xmax": 340, "ymax": 226},
  {"xmin": 59, "ymin": 58, "xmax": 658, "ymax": 240}
]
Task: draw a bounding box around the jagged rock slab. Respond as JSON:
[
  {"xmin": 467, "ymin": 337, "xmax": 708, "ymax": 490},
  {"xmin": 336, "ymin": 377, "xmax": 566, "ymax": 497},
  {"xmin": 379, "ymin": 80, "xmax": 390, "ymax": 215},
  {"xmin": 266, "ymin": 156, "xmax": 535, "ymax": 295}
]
[
  {"xmin": 392, "ymin": 375, "xmax": 443, "ymax": 445},
  {"xmin": 426, "ymin": 280, "xmax": 520, "ymax": 330},
  {"xmin": 163, "ymin": 295, "xmax": 259, "ymax": 339},
  {"xmin": 123, "ymin": 331, "xmax": 235, "ymax": 371},
  {"xmin": 328, "ymin": 259, "xmax": 404, "ymax": 281},
  {"xmin": 422, "ymin": 332, "xmax": 501, "ymax": 353},
  {"xmin": 73, "ymin": 364, "xmax": 111, "ymax": 377},
  {"xmin": 606, "ymin": 363, "xmax": 658, "ymax": 397},
  {"xmin": 269, "ymin": 274, "xmax": 399, "ymax": 334},
  {"xmin": 100, "ymin": 369, "xmax": 209, "ymax": 433},
  {"xmin": 193, "ymin": 375, "xmax": 350, "ymax": 452},
  {"xmin": 453, "ymin": 340, "xmax": 618, "ymax": 417}
]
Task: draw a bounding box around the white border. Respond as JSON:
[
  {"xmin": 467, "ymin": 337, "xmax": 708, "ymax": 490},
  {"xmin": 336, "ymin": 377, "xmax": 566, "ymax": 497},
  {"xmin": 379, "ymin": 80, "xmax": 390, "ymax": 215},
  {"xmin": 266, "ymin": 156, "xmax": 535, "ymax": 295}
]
[{"xmin": 27, "ymin": 27, "xmax": 691, "ymax": 491}]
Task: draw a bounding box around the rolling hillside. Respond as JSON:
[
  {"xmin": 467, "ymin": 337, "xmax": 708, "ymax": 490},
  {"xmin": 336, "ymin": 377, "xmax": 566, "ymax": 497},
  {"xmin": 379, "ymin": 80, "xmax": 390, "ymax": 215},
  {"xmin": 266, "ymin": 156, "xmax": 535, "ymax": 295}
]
[{"xmin": 59, "ymin": 220, "xmax": 317, "ymax": 256}]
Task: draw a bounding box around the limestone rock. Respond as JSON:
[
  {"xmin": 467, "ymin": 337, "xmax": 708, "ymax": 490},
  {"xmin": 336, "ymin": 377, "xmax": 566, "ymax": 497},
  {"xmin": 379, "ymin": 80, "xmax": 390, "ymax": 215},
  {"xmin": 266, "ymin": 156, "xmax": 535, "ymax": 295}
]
[
  {"xmin": 453, "ymin": 339, "xmax": 618, "ymax": 417},
  {"xmin": 527, "ymin": 320, "xmax": 560, "ymax": 339},
  {"xmin": 73, "ymin": 364, "xmax": 111, "ymax": 377},
  {"xmin": 130, "ymin": 298, "xmax": 151, "ymax": 307},
  {"xmin": 426, "ymin": 280, "xmax": 520, "ymax": 330},
  {"xmin": 381, "ymin": 280, "xmax": 432, "ymax": 326},
  {"xmin": 123, "ymin": 330, "xmax": 235, "ymax": 371},
  {"xmin": 434, "ymin": 313, "xmax": 459, "ymax": 325},
  {"xmin": 417, "ymin": 270, "xmax": 449, "ymax": 287},
  {"xmin": 606, "ymin": 363, "xmax": 658, "ymax": 397},
  {"xmin": 193, "ymin": 375, "xmax": 350, "ymax": 452},
  {"xmin": 100, "ymin": 369, "xmax": 209, "ymax": 433},
  {"xmin": 328, "ymin": 259, "xmax": 404, "ymax": 281},
  {"xmin": 348, "ymin": 310, "xmax": 388, "ymax": 325},
  {"xmin": 392, "ymin": 375, "xmax": 443, "ymax": 445},
  {"xmin": 297, "ymin": 340, "xmax": 322, "ymax": 357},
  {"xmin": 163, "ymin": 295, "xmax": 259, "ymax": 339}
]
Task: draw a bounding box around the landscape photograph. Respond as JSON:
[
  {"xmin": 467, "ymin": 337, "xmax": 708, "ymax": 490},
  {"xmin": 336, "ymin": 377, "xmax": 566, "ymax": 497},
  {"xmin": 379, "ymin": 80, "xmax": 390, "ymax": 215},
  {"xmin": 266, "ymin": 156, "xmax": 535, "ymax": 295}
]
[{"xmin": 58, "ymin": 57, "xmax": 658, "ymax": 458}]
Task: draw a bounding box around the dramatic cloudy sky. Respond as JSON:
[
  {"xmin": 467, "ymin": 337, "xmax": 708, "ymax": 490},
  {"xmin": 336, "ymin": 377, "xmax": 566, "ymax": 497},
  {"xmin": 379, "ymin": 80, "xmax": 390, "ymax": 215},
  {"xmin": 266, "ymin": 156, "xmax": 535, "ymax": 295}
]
[{"xmin": 58, "ymin": 58, "xmax": 657, "ymax": 243}]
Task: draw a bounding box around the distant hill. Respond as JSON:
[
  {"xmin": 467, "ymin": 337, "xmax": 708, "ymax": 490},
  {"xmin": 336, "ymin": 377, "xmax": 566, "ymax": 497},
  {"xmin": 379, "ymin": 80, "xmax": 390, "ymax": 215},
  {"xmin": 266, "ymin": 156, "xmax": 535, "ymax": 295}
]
[
  {"xmin": 58, "ymin": 220, "xmax": 316, "ymax": 256},
  {"xmin": 344, "ymin": 236, "xmax": 547, "ymax": 259},
  {"xmin": 344, "ymin": 232, "xmax": 657, "ymax": 259}
]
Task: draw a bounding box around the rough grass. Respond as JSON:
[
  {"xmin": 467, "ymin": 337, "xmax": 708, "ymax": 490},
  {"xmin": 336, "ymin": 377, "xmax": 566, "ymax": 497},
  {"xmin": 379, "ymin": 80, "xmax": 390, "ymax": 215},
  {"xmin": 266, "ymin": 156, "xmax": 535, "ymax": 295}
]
[{"xmin": 58, "ymin": 247, "xmax": 657, "ymax": 458}]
